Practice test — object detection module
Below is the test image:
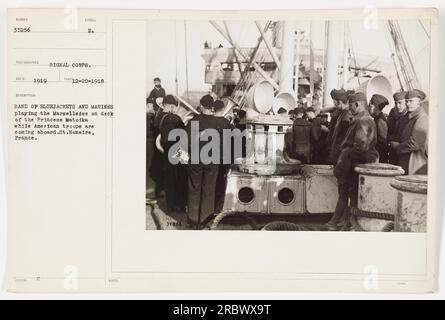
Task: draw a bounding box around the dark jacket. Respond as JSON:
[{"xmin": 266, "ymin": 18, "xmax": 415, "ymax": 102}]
[
  {"xmin": 341, "ymin": 110, "xmax": 377, "ymax": 154},
  {"xmin": 334, "ymin": 110, "xmax": 379, "ymax": 182},
  {"xmin": 160, "ymin": 113, "xmax": 185, "ymax": 162},
  {"xmin": 309, "ymin": 117, "xmax": 324, "ymax": 164},
  {"xmin": 292, "ymin": 117, "xmax": 312, "ymax": 163},
  {"xmin": 310, "ymin": 117, "xmax": 322, "ymax": 145},
  {"xmin": 328, "ymin": 109, "xmax": 352, "ymax": 164},
  {"xmin": 373, "ymin": 111, "xmax": 389, "ymax": 163},
  {"xmin": 396, "ymin": 107, "xmax": 428, "ymax": 174},
  {"xmin": 147, "ymin": 87, "xmax": 166, "ymax": 110},
  {"xmin": 387, "ymin": 107, "xmax": 408, "ymax": 142},
  {"xmin": 327, "ymin": 109, "xmax": 340, "ymax": 149},
  {"xmin": 215, "ymin": 116, "xmax": 235, "ymax": 164},
  {"xmin": 387, "ymin": 107, "xmax": 408, "ymax": 165},
  {"xmin": 149, "ymin": 111, "xmax": 168, "ymax": 183},
  {"xmin": 397, "ymin": 107, "xmax": 428, "ymax": 155},
  {"xmin": 186, "ymin": 114, "xmax": 231, "ymax": 164}
]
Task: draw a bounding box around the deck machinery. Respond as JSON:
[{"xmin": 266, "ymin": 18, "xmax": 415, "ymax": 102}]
[
  {"xmin": 219, "ymin": 22, "xmax": 401, "ymax": 232},
  {"xmin": 222, "ymin": 22, "xmax": 339, "ymax": 218}
]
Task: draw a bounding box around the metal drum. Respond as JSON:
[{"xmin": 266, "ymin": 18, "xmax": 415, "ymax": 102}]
[
  {"xmin": 390, "ymin": 175, "xmax": 428, "ymax": 232},
  {"xmin": 354, "ymin": 163, "xmax": 405, "ymax": 231}
]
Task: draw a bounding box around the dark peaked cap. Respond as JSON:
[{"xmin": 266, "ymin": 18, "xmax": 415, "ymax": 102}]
[
  {"xmin": 370, "ymin": 94, "xmax": 389, "ymax": 110},
  {"xmin": 348, "ymin": 92, "xmax": 367, "ymax": 103},
  {"xmin": 405, "ymin": 89, "xmax": 426, "ymax": 101},
  {"xmin": 393, "ymin": 91, "xmax": 406, "ymax": 101},
  {"xmin": 200, "ymin": 94, "xmax": 214, "ymax": 109},
  {"xmin": 294, "ymin": 107, "xmax": 305, "ymax": 115},
  {"xmin": 330, "ymin": 88, "xmax": 347, "ymax": 101},
  {"xmin": 163, "ymin": 94, "xmax": 177, "ymax": 105}
]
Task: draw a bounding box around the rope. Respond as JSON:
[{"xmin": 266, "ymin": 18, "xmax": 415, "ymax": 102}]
[
  {"xmin": 350, "ymin": 209, "xmax": 395, "ymax": 232},
  {"xmin": 209, "ymin": 211, "xmax": 258, "ymax": 230},
  {"xmin": 262, "ymin": 221, "xmax": 305, "ymax": 231},
  {"xmin": 382, "ymin": 222, "xmax": 394, "ymax": 232},
  {"xmin": 350, "ymin": 206, "xmax": 394, "ymax": 221}
]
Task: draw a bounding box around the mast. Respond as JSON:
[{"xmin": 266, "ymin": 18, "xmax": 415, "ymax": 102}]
[
  {"xmin": 174, "ymin": 21, "xmax": 179, "ymax": 96},
  {"xmin": 294, "ymin": 29, "xmax": 301, "ymax": 99},
  {"xmin": 184, "ymin": 21, "xmax": 190, "ymax": 101},
  {"xmin": 279, "ymin": 21, "xmax": 295, "ymax": 93},
  {"xmin": 342, "ymin": 22, "xmax": 349, "ymax": 89},
  {"xmin": 323, "ymin": 21, "xmax": 341, "ymax": 108},
  {"xmin": 309, "ymin": 22, "xmax": 315, "ymax": 100}
]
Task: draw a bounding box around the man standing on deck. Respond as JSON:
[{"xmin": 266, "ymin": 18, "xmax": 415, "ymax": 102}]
[
  {"xmin": 213, "ymin": 99, "xmax": 234, "ymax": 213},
  {"xmin": 147, "ymin": 77, "xmax": 166, "ymax": 112},
  {"xmin": 186, "ymin": 95, "xmax": 229, "ymax": 228},
  {"xmin": 328, "ymin": 90, "xmax": 353, "ymax": 164},
  {"xmin": 306, "ymin": 107, "xmax": 322, "ymax": 164},
  {"xmin": 391, "ymin": 89, "xmax": 428, "ymax": 175},
  {"xmin": 325, "ymin": 89, "xmax": 342, "ymax": 161},
  {"xmin": 326, "ymin": 92, "xmax": 379, "ymax": 231},
  {"xmin": 368, "ymin": 94, "xmax": 390, "ymax": 163},
  {"xmin": 158, "ymin": 95, "xmax": 188, "ymax": 213},
  {"xmin": 387, "ymin": 91, "xmax": 408, "ymax": 165},
  {"xmin": 291, "ymin": 106, "xmax": 312, "ymax": 164}
]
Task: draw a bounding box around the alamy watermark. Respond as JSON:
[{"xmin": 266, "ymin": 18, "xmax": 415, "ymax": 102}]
[{"xmin": 165, "ymin": 120, "xmax": 278, "ymax": 167}]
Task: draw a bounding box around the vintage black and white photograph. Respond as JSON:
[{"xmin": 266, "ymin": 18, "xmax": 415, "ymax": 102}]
[
  {"xmin": 144, "ymin": 17, "xmax": 430, "ymax": 232},
  {"xmin": 3, "ymin": 5, "xmax": 441, "ymax": 295}
]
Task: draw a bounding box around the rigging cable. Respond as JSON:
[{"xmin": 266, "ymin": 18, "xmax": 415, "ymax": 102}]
[
  {"xmin": 387, "ymin": 21, "xmax": 411, "ymax": 89},
  {"xmin": 321, "ymin": 21, "xmax": 328, "ymax": 108},
  {"xmin": 418, "ymin": 19, "xmax": 430, "ymax": 40},
  {"xmin": 174, "ymin": 21, "xmax": 179, "ymax": 97},
  {"xmin": 347, "ymin": 22, "xmax": 360, "ymax": 85},
  {"xmin": 183, "ymin": 20, "xmax": 190, "ymax": 102},
  {"xmin": 382, "ymin": 25, "xmax": 404, "ymax": 90}
]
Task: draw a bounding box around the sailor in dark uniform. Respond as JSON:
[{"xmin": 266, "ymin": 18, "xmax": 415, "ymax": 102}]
[
  {"xmin": 213, "ymin": 99, "xmax": 234, "ymax": 213},
  {"xmin": 326, "ymin": 92, "xmax": 379, "ymax": 231},
  {"xmin": 391, "ymin": 89, "xmax": 428, "ymax": 175},
  {"xmin": 328, "ymin": 89, "xmax": 353, "ymax": 164},
  {"xmin": 147, "ymin": 77, "xmax": 166, "ymax": 112},
  {"xmin": 149, "ymin": 96, "xmax": 167, "ymax": 199},
  {"xmin": 158, "ymin": 95, "xmax": 188, "ymax": 213},
  {"xmin": 314, "ymin": 113, "xmax": 330, "ymax": 164},
  {"xmin": 306, "ymin": 107, "xmax": 322, "ymax": 164},
  {"xmin": 291, "ymin": 106, "xmax": 312, "ymax": 164},
  {"xmin": 387, "ymin": 91, "xmax": 408, "ymax": 165},
  {"xmin": 368, "ymin": 94, "xmax": 390, "ymax": 163},
  {"xmin": 186, "ymin": 95, "xmax": 230, "ymax": 227}
]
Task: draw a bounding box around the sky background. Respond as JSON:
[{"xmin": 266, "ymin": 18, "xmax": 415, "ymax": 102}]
[{"xmin": 146, "ymin": 19, "xmax": 431, "ymax": 98}]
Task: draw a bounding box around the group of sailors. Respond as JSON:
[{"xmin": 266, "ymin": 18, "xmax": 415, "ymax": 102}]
[
  {"xmin": 147, "ymin": 77, "xmax": 429, "ymax": 230},
  {"xmin": 147, "ymin": 78, "xmax": 241, "ymax": 228},
  {"xmin": 318, "ymin": 88, "xmax": 428, "ymax": 230}
]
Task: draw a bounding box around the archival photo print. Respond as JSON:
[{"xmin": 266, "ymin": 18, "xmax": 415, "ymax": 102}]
[{"xmin": 145, "ymin": 17, "xmax": 430, "ymax": 232}]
